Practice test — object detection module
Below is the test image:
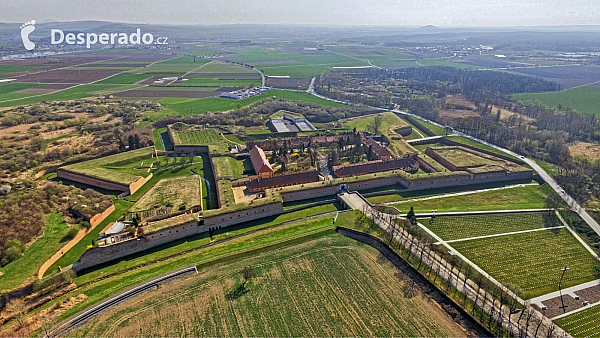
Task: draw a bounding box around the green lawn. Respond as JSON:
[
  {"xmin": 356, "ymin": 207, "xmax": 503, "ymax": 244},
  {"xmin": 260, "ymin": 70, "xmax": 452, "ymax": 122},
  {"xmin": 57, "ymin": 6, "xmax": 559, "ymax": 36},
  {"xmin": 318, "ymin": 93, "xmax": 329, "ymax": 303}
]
[
  {"xmin": 446, "ymin": 135, "xmax": 522, "ymax": 161},
  {"xmin": 0, "ymin": 212, "xmax": 70, "ymax": 291},
  {"xmin": 513, "ymin": 86, "xmax": 600, "ymax": 116},
  {"xmin": 73, "ymin": 234, "xmax": 464, "ymax": 337},
  {"xmin": 343, "ymin": 111, "xmax": 408, "ymax": 132},
  {"xmin": 451, "ymin": 227, "xmax": 600, "ymax": 298},
  {"xmin": 60, "ymin": 147, "xmax": 155, "ymax": 186},
  {"xmin": 170, "ymin": 128, "xmax": 229, "ymax": 153},
  {"xmin": 422, "ymin": 210, "xmax": 560, "ymax": 241},
  {"xmin": 556, "ymin": 303, "xmax": 600, "ymax": 337},
  {"xmin": 376, "ymin": 184, "xmax": 551, "ymax": 211}
]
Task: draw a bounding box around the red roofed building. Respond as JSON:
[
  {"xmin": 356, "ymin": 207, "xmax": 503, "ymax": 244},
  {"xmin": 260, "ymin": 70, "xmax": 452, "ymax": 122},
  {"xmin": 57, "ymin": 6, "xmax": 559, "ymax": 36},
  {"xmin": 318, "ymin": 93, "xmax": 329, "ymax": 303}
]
[
  {"xmin": 362, "ymin": 137, "xmax": 393, "ymax": 161},
  {"xmin": 249, "ymin": 145, "xmax": 273, "ymax": 179}
]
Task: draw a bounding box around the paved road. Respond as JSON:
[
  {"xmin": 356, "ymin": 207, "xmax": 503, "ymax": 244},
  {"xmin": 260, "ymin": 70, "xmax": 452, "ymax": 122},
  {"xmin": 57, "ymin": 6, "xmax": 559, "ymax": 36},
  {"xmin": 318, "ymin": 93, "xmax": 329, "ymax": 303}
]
[{"xmin": 51, "ymin": 265, "xmax": 198, "ymax": 336}]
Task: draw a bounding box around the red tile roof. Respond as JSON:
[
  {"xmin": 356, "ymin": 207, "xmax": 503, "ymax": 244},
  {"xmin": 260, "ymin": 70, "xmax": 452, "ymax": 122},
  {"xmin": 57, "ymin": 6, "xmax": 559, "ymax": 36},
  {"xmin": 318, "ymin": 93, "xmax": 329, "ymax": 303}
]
[
  {"xmin": 247, "ymin": 171, "xmax": 321, "ymax": 191},
  {"xmin": 249, "ymin": 145, "xmax": 273, "ymax": 174},
  {"xmin": 363, "ymin": 137, "xmax": 393, "ymax": 160},
  {"xmin": 333, "ymin": 157, "xmax": 419, "ymax": 178}
]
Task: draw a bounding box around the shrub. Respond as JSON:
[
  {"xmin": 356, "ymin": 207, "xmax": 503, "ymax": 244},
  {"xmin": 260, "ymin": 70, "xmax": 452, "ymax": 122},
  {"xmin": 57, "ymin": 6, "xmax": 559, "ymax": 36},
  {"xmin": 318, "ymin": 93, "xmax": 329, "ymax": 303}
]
[{"xmin": 65, "ymin": 225, "xmax": 80, "ymax": 240}]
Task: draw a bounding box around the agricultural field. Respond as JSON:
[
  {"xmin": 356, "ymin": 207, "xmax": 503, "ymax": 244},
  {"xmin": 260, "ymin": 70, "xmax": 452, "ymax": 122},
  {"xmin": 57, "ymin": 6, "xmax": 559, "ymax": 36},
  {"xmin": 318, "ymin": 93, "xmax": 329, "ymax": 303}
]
[
  {"xmin": 507, "ymin": 65, "xmax": 600, "ymax": 89},
  {"xmin": 128, "ymin": 55, "xmax": 210, "ymax": 73},
  {"xmin": 190, "ymin": 60, "xmax": 257, "ymax": 74},
  {"xmin": 73, "ymin": 235, "xmax": 466, "ymax": 337},
  {"xmin": 169, "ymin": 127, "xmax": 229, "ymax": 153},
  {"xmin": 451, "ymin": 227, "xmax": 600, "ymax": 298},
  {"xmin": 422, "ymin": 210, "xmax": 560, "ymax": 241},
  {"xmin": 129, "ymin": 175, "xmax": 203, "ymax": 213},
  {"xmin": 513, "ymin": 86, "xmax": 600, "ymax": 117},
  {"xmin": 555, "ymin": 303, "xmax": 600, "ymax": 338},
  {"xmin": 417, "ymin": 59, "xmax": 481, "ymax": 69},
  {"xmin": 59, "ymin": 147, "xmax": 154, "ymax": 186},
  {"xmin": 225, "ymin": 46, "xmax": 368, "ymax": 78}
]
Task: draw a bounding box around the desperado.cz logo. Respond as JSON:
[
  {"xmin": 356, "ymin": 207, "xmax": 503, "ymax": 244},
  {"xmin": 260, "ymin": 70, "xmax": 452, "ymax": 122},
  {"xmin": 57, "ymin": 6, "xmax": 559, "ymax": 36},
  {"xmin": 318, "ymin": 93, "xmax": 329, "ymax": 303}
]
[{"xmin": 20, "ymin": 20, "xmax": 168, "ymax": 50}]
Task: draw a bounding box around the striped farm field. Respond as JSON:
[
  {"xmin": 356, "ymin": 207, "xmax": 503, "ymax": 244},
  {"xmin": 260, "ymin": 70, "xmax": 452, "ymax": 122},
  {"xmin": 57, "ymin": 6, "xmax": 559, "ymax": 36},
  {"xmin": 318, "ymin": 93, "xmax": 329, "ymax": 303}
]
[
  {"xmin": 451, "ymin": 228, "xmax": 600, "ymax": 298},
  {"xmin": 555, "ymin": 303, "xmax": 600, "ymax": 338},
  {"xmin": 421, "ymin": 211, "xmax": 560, "ymax": 241},
  {"xmin": 72, "ymin": 236, "xmax": 466, "ymax": 337}
]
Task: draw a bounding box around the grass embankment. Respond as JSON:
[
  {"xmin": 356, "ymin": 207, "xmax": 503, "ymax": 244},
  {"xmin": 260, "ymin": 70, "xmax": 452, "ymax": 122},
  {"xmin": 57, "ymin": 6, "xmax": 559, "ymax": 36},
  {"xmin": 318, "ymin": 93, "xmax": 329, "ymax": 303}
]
[
  {"xmin": 44, "ymin": 200, "xmax": 132, "ymax": 277},
  {"xmin": 0, "ymin": 212, "xmax": 70, "ymax": 291},
  {"xmin": 367, "ymin": 182, "xmax": 550, "ymax": 210}
]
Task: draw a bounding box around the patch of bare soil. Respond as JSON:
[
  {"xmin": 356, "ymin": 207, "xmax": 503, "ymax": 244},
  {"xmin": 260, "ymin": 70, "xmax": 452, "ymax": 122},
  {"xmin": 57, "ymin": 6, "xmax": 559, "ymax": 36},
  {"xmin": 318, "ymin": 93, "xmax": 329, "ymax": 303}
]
[{"xmin": 569, "ymin": 141, "xmax": 600, "ymax": 161}]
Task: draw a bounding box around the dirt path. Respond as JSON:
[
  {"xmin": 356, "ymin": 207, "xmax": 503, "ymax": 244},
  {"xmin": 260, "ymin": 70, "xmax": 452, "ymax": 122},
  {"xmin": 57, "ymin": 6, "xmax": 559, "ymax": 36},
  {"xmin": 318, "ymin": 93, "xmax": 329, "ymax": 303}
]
[{"xmin": 37, "ymin": 213, "xmax": 112, "ymax": 279}]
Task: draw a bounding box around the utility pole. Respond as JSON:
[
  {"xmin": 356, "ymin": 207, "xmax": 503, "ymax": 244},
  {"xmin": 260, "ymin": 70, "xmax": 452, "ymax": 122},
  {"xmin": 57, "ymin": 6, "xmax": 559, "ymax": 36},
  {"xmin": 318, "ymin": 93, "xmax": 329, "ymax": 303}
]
[{"xmin": 558, "ymin": 265, "xmax": 569, "ymax": 313}]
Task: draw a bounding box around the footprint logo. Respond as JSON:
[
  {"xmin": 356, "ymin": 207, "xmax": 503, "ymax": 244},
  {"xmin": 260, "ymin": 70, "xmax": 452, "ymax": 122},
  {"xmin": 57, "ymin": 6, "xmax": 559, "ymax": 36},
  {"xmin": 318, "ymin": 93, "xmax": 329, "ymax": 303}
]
[{"xmin": 20, "ymin": 20, "xmax": 36, "ymax": 51}]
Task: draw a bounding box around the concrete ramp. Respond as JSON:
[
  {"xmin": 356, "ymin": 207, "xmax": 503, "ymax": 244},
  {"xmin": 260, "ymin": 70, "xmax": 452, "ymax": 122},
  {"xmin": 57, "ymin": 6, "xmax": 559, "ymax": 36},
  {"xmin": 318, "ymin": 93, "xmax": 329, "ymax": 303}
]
[{"xmin": 338, "ymin": 191, "xmax": 371, "ymax": 211}]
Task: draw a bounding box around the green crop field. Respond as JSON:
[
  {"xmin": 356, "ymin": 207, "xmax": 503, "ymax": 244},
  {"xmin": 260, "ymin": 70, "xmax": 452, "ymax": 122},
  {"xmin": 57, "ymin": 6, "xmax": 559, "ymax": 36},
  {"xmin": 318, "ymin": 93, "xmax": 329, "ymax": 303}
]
[
  {"xmin": 170, "ymin": 77, "xmax": 260, "ymax": 88},
  {"xmin": 73, "ymin": 235, "xmax": 466, "ymax": 337},
  {"xmin": 451, "ymin": 227, "xmax": 600, "ymax": 298},
  {"xmin": 0, "ymin": 83, "xmax": 138, "ymax": 107},
  {"xmin": 422, "ymin": 211, "xmax": 560, "ymax": 241},
  {"xmin": 160, "ymin": 89, "xmax": 344, "ymax": 117},
  {"xmin": 233, "ymin": 47, "xmax": 368, "ymax": 78},
  {"xmin": 555, "ymin": 303, "xmax": 600, "ymax": 338},
  {"xmin": 0, "ymin": 212, "xmax": 70, "ymax": 292},
  {"xmin": 513, "ymin": 86, "xmax": 600, "ymax": 116},
  {"xmin": 418, "ymin": 59, "xmax": 481, "ymax": 69},
  {"xmin": 192, "ymin": 60, "xmax": 257, "ymax": 74},
  {"xmin": 371, "ymin": 183, "xmax": 551, "ymax": 210},
  {"xmin": 60, "ymin": 147, "xmax": 155, "ymax": 185},
  {"xmin": 128, "ymin": 56, "xmax": 210, "ymax": 73},
  {"xmin": 0, "ymin": 64, "xmax": 43, "ymax": 75}
]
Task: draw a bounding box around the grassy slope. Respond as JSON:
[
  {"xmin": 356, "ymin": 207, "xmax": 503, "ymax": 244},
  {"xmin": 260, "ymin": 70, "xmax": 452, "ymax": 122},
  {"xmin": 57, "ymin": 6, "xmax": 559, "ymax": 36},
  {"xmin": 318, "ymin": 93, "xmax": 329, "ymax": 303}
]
[
  {"xmin": 0, "ymin": 212, "xmax": 70, "ymax": 291},
  {"xmin": 44, "ymin": 200, "xmax": 132, "ymax": 277},
  {"xmin": 368, "ymin": 183, "xmax": 550, "ymax": 210}
]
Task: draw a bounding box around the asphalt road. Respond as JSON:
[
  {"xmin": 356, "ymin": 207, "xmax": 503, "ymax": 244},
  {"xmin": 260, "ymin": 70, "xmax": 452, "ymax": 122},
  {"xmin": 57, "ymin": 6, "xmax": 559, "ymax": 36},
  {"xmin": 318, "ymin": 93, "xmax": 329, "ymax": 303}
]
[{"xmin": 50, "ymin": 265, "xmax": 197, "ymax": 336}]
